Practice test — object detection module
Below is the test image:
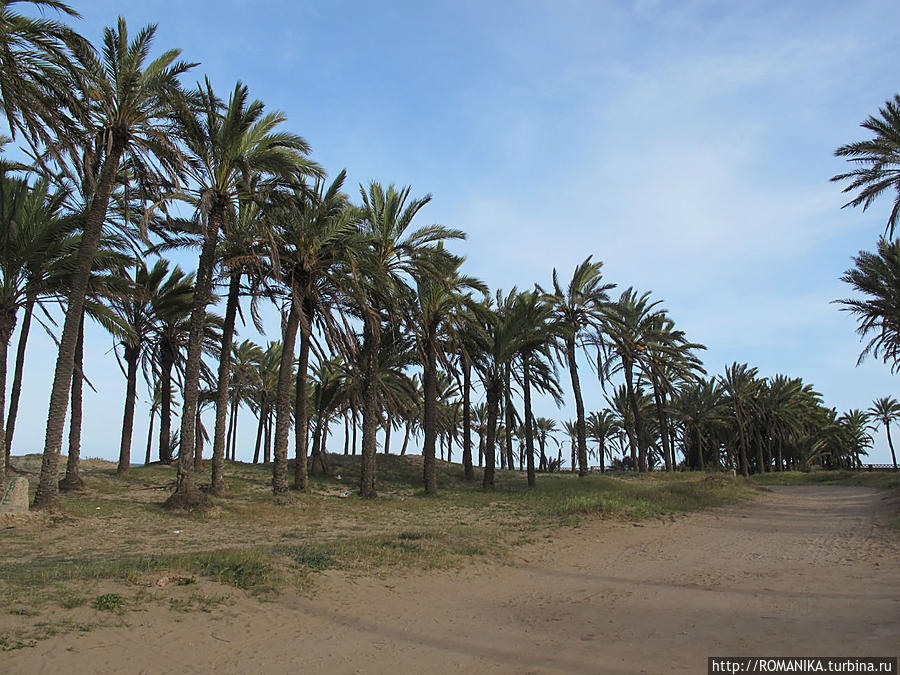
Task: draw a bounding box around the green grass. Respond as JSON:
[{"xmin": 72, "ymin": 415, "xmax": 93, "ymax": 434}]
[{"xmin": 93, "ymin": 593, "xmax": 124, "ymax": 611}]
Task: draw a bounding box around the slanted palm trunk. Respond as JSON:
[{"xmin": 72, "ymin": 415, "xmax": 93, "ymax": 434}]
[
  {"xmin": 482, "ymin": 381, "xmax": 500, "ymax": 488},
  {"xmin": 5, "ymin": 291, "xmax": 34, "ymax": 458},
  {"xmin": 462, "ymin": 356, "xmax": 474, "ymax": 481},
  {"xmin": 565, "ymin": 337, "xmax": 589, "ymax": 477},
  {"xmin": 293, "ymin": 298, "xmax": 313, "ymax": 491},
  {"xmin": 695, "ymin": 427, "xmax": 705, "ymax": 470},
  {"xmin": 60, "ymin": 313, "xmax": 85, "ymax": 491},
  {"xmin": 34, "ymin": 132, "xmax": 125, "ymax": 510},
  {"xmin": 359, "ymin": 316, "xmax": 380, "ymax": 498},
  {"xmin": 252, "ymin": 403, "xmax": 265, "ymax": 463},
  {"xmin": 272, "ymin": 299, "xmax": 300, "ymax": 495},
  {"xmin": 117, "ymin": 343, "xmax": 139, "ymax": 474},
  {"xmin": 886, "ymin": 425, "xmax": 898, "ymax": 470},
  {"xmin": 145, "ymin": 405, "xmax": 156, "ymax": 465},
  {"xmin": 523, "ymin": 359, "xmax": 536, "ymax": 487},
  {"xmin": 0, "ymin": 305, "xmax": 16, "ymax": 487},
  {"xmin": 211, "ymin": 270, "xmax": 241, "ymax": 495},
  {"xmin": 422, "ymin": 332, "xmax": 438, "ymax": 495},
  {"xmin": 168, "ymin": 200, "xmax": 224, "ymax": 509},
  {"xmin": 400, "ymin": 421, "xmax": 410, "ymax": 455}
]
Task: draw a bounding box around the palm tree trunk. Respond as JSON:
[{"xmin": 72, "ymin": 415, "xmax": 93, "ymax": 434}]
[
  {"xmin": 34, "ymin": 134, "xmax": 125, "ymax": 509},
  {"xmin": 194, "ymin": 405, "xmax": 204, "ymax": 470},
  {"xmin": 422, "ymin": 334, "xmax": 438, "ymax": 494},
  {"xmin": 523, "ymin": 358, "xmax": 536, "ymax": 487},
  {"xmin": 145, "ymin": 404, "xmax": 156, "ymax": 465},
  {"xmin": 351, "ymin": 408, "xmax": 358, "ymax": 456},
  {"xmin": 623, "ymin": 359, "xmax": 646, "ymax": 472},
  {"xmin": 309, "ymin": 415, "xmax": 324, "ymax": 475},
  {"xmin": 384, "ymin": 422, "xmax": 392, "ymax": 455},
  {"xmin": 400, "ymin": 421, "xmax": 410, "ymax": 456},
  {"xmin": 117, "ymin": 345, "xmax": 139, "ymax": 474},
  {"xmin": 252, "ymin": 403, "xmax": 264, "ymax": 463},
  {"xmin": 60, "ymin": 313, "xmax": 85, "ymax": 491},
  {"xmin": 5, "ymin": 291, "xmax": 34, "ymax": 457},
  {"xmin": 359, "ymin": 316, "xmax": 381, "ymax": 498},
  {"xmin": 695, "ymin": 426, "xmax": 705, "ymax": 470},
  {"xmin": 293, "ymin": 300, "xmax": 313, "ymax": 491},
  {"xmin": 565, "ymin": 338, "xmax": 589, "ymax": 477},
  {"xmin": 483, "ymin": 381, "xmax": 500, "ymax": 488},
  {"xmin": 272, "ymin": 299, "xmax": 300, "ymax": 495},
  {"xmin": 462, "ymin": 356, "xmax": 474, "ymax": 480},
  {"xmin": 887, "ymin": 425, "xmax": 898, "ymax": 470},
  {"xmin": 168, "ymin": 201, "xmax": 224, "ymax": 509},
  {"xmin": 159, "ymin": 344, "xmax": 174, "ymax": 464},
  {"xmin": 211, "ymin": 270, "xmax": 241, "ymax": 495},
  {"xmin": 651, "ymin": 381, "xmax": 672, "ymax": 472},
  {"xmin": 0, "ymin": 305, "xmax": 16, "ymax": 487},
  {"xmin": 226, "ymin": 397, "xmax": 237, "ymax": 461},
  {"xmin": 503, "ymin": 364, "xmax": 515, "ymax": 471},
  {"xmin": 344, "ymin": 412, "xmax": 350, "ymax": 455},
  {"xmin": 264, "ymin": 407, "xmax": 272, "ymax": 463}
]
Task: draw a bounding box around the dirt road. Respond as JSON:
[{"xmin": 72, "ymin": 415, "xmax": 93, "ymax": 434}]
[{"xmin": 5, "ymin": 486, "xmax": 899, "ymax": 674}]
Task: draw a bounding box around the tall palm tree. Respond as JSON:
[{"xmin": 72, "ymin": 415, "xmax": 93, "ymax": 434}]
[
  {"xmin": 34, "ymin": 17, "xmax": 192, "ymax": 509},
  {"xmin": 837, "ymin": 237, "xmax": 900, "ymax": 372},
  {"xmin": 869, "ymin": 396, "xmax": 900, "ymax": 469},
  {"xmin": 601, "ymin": 288, "xmax": 668, "ymax": 472},
  {"xmin": 272, "ymin": 170, "xmax": 355, "ymax": 494},
  {"xmin": 207, "ymin": 196, "xmax": 275, "ymax": 493},
  {"xmin": 832, "ymin": 94, "xmax": 900, "ymax": 237},
  {"xmin": 109, "ymin": 259, "xmax": 192, "ymax": 474},
  {"xmin": 0, "ymin": 171, "xmax": 74, "ymax": 481},
  {"xmin": 409, "ymin": 249, "xmax": 484, "ymax": 494},
  {"xmin": 541, "ymin": 256, "xmax": 614, "ymax": 476},
  {"xmin": 166, "ymin": 78, "xmax": 317, "ymax": 508},
  {"xmin": 351, "ymin": 182, "xmax": 463, "ymax": 498},
  {"xmin": 719, "ymin": 362, "xmax": 761, "ymax": 476}
]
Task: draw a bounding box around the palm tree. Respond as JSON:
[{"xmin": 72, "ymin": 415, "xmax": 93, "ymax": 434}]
[
  {"xmin": 541, "ymin": 256, "xmax": 614, "ymax": 476},
  {"xmin": 837, "ymin": 238, "xmax": 900, "ymax": 372},
  {"xmin": 601, "ymin": 288, "xmax": 667, "ymax": 472},
  {"xmin": 869, "ymin": 396, "xmax": 900, "ymax": 469},
  {"xmin": 166, "ymin": 78, "xmax": 317, "ymax": 508},
  {"xmin": 409, "ymin": 249, "xmax": 484, "ymax": 494},
  {"xmin": 272, "ymin": 170, "xmax": 355, "ymax": 493},
  {"xmin": 586, "ymin": 409, "xmax": 619, "ymax": 472},
  {"xmin": 671, "ymin": 378, "xmax": 726, "ymax": 470},
  {"xmin": 109, "ymin": 259, "xmax": 192, "ymax": 474},
  {"xmin": 832, "ymin": 94, "xmax": 900, "ymax": 236},
  {"xmin": 719, "ymin": 363, "xmax": 761, "ymax": 476},
  {"xmin": 351, "ymin": 182, "xmax": 463, "ymax": 498},
  {"xmin": 0, "ymin": 171, "xmax": 74, "ymax": 481},
  {"xmin": 0, "ymin": 0, "xmax": 83, "ymax": 144},
  {"xmin": 34, "ymin": 17, "xmax": 192, "ymax": 509}
]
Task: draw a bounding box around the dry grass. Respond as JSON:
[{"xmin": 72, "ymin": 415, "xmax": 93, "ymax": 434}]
[{"xmin": 0, "ymin": 453, "xmax": 760, "ymax": 651}]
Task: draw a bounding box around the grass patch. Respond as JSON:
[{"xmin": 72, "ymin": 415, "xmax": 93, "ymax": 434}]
[{"xmin": 94, "ymin": 593, "xmax": 123, "ymax": 611}]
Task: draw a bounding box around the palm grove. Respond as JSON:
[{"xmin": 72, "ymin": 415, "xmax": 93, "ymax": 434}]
[{"xmin": 0, "ymin": 3, "xmax": 891, "ymax": 512}]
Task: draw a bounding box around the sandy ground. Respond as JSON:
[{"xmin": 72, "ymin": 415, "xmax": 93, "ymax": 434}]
[{"xmin": 3, "ymin": 485, "xmax": 898, "ymax": 674}]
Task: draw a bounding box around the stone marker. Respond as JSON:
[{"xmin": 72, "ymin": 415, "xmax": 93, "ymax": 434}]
[{"xmin": 0, "ymin": 476, "xmax": 29, "ymax": 513}]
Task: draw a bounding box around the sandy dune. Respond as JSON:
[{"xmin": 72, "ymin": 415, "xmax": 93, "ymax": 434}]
[{"xmin": 4, "ymin": 485, "xmax": 899, "ymax": 674}]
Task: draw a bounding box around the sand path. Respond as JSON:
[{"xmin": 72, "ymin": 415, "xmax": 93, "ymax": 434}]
[{"xmin": 4, "ymin": 485, "xmax": 899, "ymax": 674}]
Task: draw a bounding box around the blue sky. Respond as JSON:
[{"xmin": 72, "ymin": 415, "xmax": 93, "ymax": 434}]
[{"xmin": 9, "ymin": 0, "xmax": 900, "ymax": 465}]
